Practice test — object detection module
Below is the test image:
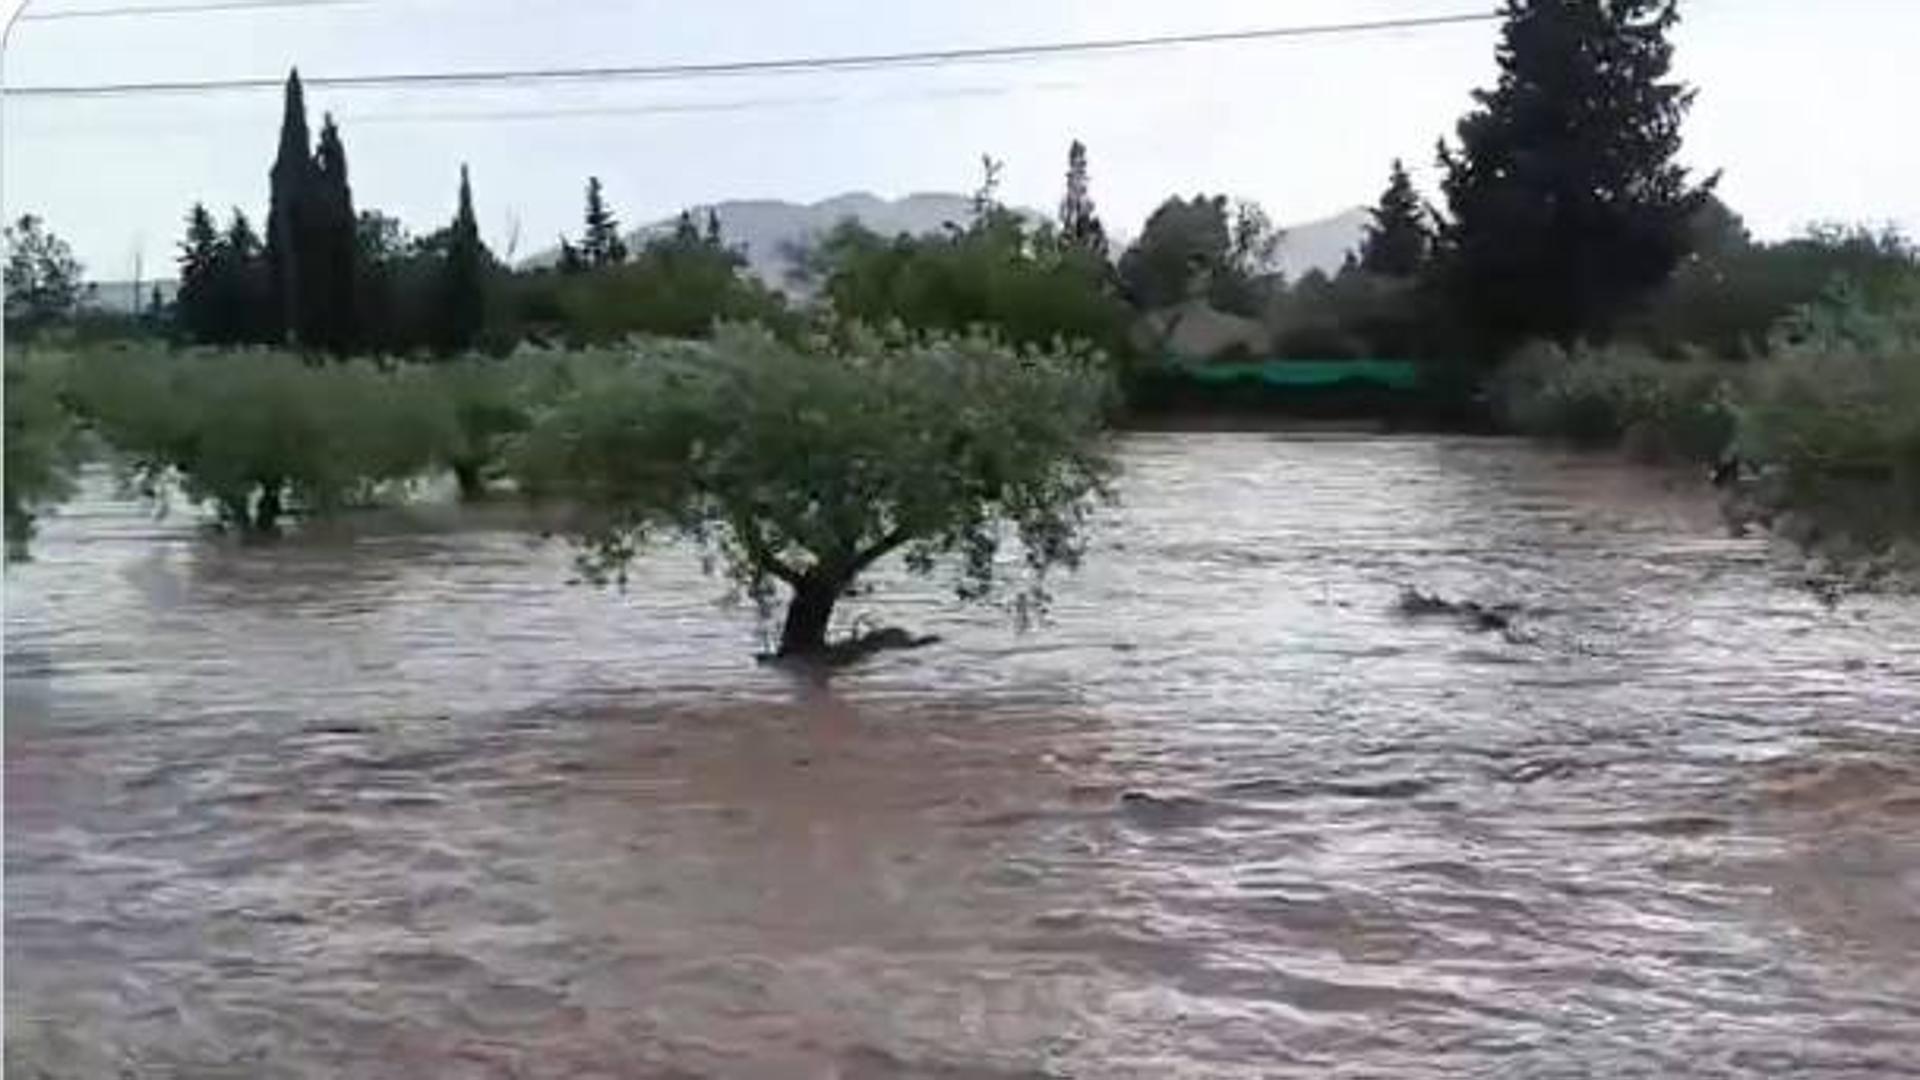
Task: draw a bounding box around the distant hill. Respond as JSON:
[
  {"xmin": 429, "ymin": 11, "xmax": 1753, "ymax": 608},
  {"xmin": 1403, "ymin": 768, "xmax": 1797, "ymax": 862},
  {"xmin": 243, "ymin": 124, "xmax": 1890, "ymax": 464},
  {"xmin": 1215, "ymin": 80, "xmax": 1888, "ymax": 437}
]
[{"xmin": 528, "ymin": 193, "xmax": 1370, "ymax": 292}]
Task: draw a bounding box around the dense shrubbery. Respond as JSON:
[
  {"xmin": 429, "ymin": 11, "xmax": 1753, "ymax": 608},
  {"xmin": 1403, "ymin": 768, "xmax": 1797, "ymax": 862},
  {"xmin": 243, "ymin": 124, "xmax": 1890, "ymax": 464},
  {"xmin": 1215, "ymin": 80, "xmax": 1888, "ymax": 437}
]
[
  {"xmin": 1624, "ymin": 222, "xmax": 1919, "ymax": 360},
  {"xmin": 1730, "ymin": 282, "xmax": 1920, "ymax": 551},
  {"xmin": 3, "ymin": 352, "xmax": 83, "ymax": 550},
  {"xmin": 800, "ymin": 212, "xmax": 1133, "ymax": 363},
  {"xmin": 512, "ymin": 224, "xmax": 794, "ymax": 346},
  {"xmin": 1489, "ymin": 273, "xmax": 1920, "ymax": 557},
  {"xmin": 1491, "ymin": 341, "xmax": 1738, "ymax": 462}
]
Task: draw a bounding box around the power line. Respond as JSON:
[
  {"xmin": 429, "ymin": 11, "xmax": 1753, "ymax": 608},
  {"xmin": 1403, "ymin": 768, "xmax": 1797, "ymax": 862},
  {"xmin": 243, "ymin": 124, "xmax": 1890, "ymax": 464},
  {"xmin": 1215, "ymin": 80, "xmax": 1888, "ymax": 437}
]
[
  {"xmin": 5, "ymin": 79, "xmax": 1093, "ymax": 136},
  {"xmin": 17, "ymin": 0, "xmax": 366, "ymax": 21},
  {"xmin": 7, "ymin": 10, "xmax": 1501, "ymax": 100}
]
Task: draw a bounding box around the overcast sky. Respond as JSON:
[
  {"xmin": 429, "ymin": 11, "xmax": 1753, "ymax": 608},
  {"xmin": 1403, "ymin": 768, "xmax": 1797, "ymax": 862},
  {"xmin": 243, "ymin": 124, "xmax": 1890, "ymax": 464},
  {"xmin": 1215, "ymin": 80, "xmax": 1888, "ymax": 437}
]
[{"xmin": 2, "ymin": 0, "xmax": 1914, "ymax": 280}]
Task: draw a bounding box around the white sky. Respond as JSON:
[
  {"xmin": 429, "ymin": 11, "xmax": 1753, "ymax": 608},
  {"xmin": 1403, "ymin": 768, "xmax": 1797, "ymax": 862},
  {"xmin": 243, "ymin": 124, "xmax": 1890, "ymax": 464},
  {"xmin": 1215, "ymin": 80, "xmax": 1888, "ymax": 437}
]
[{"xmin": 2, "ymin": 0, "xmax": 1915, "ymax": 280}]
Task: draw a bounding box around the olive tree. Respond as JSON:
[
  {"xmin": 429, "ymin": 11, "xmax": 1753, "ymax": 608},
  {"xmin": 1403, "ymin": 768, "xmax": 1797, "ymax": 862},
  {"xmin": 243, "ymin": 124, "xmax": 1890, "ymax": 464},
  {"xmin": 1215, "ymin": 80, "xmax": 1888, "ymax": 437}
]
[
  {"xmin": 513, "ymin": 325, "xmax": 1116, "ymax": 658},
  {"xmin": 68, "ymin": 347, "xmax": 449, "ymax": 535}
]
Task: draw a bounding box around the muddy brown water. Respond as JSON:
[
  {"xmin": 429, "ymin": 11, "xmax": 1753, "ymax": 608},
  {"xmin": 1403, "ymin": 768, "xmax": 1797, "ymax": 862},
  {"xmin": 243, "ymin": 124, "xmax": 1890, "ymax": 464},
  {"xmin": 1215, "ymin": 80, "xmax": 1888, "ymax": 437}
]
[{"xmin": 7, "ymin": 434, "xmax": 1920, "ymax": 1078}]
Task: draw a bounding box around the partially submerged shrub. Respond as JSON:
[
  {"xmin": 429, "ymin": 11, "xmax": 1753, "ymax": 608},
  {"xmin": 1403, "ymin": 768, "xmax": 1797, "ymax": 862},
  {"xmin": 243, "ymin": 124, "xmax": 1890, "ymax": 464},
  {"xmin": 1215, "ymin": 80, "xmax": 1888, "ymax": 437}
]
[
  {"xmin": 1732, "ymin": 281, "xmax": 1920, "ymax": 552},
  {"xmin": 404, "ymin": 355, "xmax": 545, "ymax": 499},
  {"xmin": 1492, "ymin": 341, "xmax": 1738, "ymax": 462},
  {"xmin": 66, "ymin": 347, "xmax": 449, "ymax": 534},
  {"xmin": 3, "ymin": 350, "xmax": 84, "ymax": 552}
]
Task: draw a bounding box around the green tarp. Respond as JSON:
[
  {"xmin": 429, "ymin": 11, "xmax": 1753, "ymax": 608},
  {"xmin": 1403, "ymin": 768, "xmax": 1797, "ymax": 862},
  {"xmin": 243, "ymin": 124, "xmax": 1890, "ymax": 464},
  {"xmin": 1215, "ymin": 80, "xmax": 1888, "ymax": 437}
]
[{"xmin": 1172, "ymin": 359, "xmax": 1422, "ymax": 391}]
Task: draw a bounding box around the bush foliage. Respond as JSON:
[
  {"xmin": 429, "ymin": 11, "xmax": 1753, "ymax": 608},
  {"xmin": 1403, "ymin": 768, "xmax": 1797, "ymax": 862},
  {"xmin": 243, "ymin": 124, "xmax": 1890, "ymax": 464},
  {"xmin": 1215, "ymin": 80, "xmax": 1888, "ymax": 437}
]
[
  {"xmin": 1491, "ymin": 341, "xmax": 1738, "ymax": 462},
  {"xmin": 3, "ymin": 351, "xmax": 84, "ymax": 549}
]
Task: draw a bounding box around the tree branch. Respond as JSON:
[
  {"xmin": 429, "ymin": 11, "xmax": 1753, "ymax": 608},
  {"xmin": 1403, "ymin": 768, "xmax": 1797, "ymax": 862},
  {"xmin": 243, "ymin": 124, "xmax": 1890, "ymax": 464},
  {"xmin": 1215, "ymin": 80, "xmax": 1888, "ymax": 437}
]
[
  {"xmin": 729, "ymin": 513, "xmax": 803, "ymax": 586},
  {"xmin": 845, "ymin": 525, "xmax": 913, "ymax": 578}
]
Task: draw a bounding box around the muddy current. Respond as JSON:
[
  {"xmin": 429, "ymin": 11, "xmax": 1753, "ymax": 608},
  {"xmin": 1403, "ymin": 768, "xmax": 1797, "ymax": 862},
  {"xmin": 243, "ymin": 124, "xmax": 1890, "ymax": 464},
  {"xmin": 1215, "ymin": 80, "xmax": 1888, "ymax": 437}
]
[{"xmin": 7, "ymin": 434, "xmax": 1920, "ymax": 1078}]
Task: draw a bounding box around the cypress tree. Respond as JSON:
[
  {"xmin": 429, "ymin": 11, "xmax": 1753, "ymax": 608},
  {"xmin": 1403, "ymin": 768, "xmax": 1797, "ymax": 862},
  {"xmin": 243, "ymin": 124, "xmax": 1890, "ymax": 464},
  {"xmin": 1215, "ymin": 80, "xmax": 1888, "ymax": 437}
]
[
  {"xmin": 310, "ymin": 114, "xmax": 359, "ymax": 352},
  {"xmin": 1359, "ymin": 159, "xmax": 1432, "ymax": 277},
  {"xmin": 436, "ymin": 165, "xmax": 490, "ymax": 354},
  {"xmin": 265, "ymin": 68, "xmax": 315, "ymax": 346},
  {"xmin": 1437, "ymin": 0, "xmax": 1714, "ymax": 347}
]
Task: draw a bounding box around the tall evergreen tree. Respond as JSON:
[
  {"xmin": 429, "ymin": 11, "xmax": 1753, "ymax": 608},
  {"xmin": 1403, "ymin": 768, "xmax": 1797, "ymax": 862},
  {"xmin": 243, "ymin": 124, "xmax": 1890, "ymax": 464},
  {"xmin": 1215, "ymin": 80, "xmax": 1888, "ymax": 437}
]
[
  {"xmin": 1437, "ymin": 0, "xmax": 1714, "ymax": 347},
  {"xmin": 266, "ymin": 68, "xmax": 315, "ymax": 345},
  {"xmin": 221, "ymin": 210, "xmax": 270, "ymax": 344},
  {"xmin": 580, "ymin": 176, "xmax": 627, "ymax": 266},
  {"xmin": 309, "ymin": 114, "xmax": 359, "ymax": 352},
  {"xmin": 704, "ymin": 209, "xmax": 723, "ymax": 249},
  {"xmin": 175, "ymin": 203, "xmax": 224, "ymax": 341},
  {"xmin": 1058, "ymin": 139, "xmax": 1108, "ymax": 260},
  {"xmin": 435, "ymin": 165, "xmax": 490, "ymax": 354},
  {"xmin": 1359, "ymin": 159, "xmax": 1432, "ymax": 277}
]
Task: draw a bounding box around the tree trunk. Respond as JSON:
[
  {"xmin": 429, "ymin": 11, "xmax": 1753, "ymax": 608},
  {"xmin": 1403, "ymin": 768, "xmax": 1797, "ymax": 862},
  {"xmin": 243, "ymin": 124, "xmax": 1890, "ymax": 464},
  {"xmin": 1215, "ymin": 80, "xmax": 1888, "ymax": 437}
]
[
  {"xmin": 252, "ymin": 480, "xmax": 285, "ymax": 537},
  {"xmin": 217, "ymin": 493, "xmax": 252, "ymax": 534},
  {"xmin": 777, "ymin": 575, "xmax": 841, "ymax": 658},
  {"xmin": 452, "ymin": 460, "xmax": 486, "ymax": 502}
]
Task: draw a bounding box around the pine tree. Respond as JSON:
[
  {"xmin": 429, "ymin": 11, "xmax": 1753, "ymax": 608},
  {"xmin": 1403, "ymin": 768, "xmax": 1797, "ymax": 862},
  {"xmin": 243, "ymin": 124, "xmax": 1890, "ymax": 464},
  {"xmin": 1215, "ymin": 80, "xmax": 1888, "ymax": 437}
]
[
  {"xmin": 704, "ymin": 209, "xmax": 723, "ymax": 249},
  {"xmin": 581, "ymin": 176, "xmax": 627, "ymax": 266},
  {"xmin": 175, "ymin": 203, "xmax": 224, "ymax": 341},
  {"xmin": 1359, "ymin": 160, "xmax": 1432, "ymax": 278},
  {"xmin": 1437, "ymin": 0, "xmax": 1714, "ymax": 347},
  {"xmin": 435, "ymin": 165, "xmax": 490, "ymax": 355},
  {"xmin": 222, "ymin": 210, "xmax": 269, "ymax": 344},
  {"xmin": 309, "ymin": 114, "xmax": 359, "ymax": 352},
  {"xmin": 266, "ymin": 68, "xmax": 315, "ymax": 345},
  {"xmin": 1058, "ymin": 139, "xmax": 1108, "ymax": 260}
]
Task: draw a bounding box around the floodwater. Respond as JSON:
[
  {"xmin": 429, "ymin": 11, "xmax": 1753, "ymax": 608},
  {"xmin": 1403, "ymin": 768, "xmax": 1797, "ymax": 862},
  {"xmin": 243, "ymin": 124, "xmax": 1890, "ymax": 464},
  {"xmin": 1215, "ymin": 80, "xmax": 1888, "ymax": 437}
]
[{"xmin": 7, "ymin": 434, "xmax": 1920, "ymax": 1079}]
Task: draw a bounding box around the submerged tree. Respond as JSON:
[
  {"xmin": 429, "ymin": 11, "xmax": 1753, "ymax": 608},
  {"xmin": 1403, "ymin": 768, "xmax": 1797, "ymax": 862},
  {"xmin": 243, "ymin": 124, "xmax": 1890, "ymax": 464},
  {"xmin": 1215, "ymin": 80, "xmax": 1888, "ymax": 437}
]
[
  {"xmin": 1359, "ymin": 159, "xmax": 1432, "ymax": 278},
  {"xmin": 513, "ymin": 325, "xmax": 1116, "ymax": 659},
  {"xmin": 1437, "ymin": 0, "xmax": 1715, "ymax": 348}
]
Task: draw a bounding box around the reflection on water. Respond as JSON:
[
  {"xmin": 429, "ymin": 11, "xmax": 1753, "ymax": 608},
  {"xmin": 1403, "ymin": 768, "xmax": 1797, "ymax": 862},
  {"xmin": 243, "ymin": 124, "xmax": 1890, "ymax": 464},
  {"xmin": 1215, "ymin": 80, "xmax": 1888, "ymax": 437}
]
[{"xmin": 8, "ymin": 434, "xmax": 1920, "ymax": 1078}]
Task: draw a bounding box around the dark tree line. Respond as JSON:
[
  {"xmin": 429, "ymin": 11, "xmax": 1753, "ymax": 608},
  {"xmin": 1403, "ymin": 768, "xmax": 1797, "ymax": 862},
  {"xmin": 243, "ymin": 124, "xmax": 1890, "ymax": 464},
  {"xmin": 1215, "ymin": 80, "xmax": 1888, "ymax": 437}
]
[{"xmin": 175, "ymin": 69, "xmax": 497, "ymax": 357}]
